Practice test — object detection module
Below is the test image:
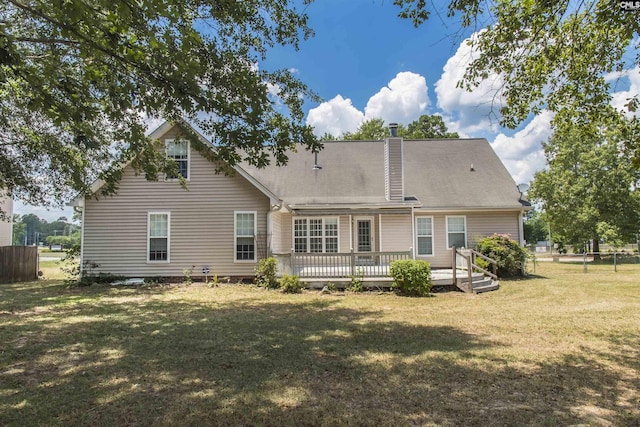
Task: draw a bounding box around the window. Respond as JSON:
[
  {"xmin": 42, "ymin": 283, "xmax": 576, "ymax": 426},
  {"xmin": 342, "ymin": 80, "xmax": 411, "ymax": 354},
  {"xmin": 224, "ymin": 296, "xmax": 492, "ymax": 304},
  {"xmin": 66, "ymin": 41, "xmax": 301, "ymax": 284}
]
[
  {"xmin": 166, "ymin": 139, "xmax": 189, "ymax": 179},
  {"xmin": 148, "ymin": 212, "xmax": 170, "ymax": 262},
  {"xmin": 415, "ymin": 217, "xmax": 433, "ymax": 255},
  {"xmin": 293, "ymin": 217, "xmax": 339, "ymax": 253},
  {"xmin": 235, "ymin": 211, "xmax": 256, "ymax": 261},
  {"xmin": 447, "ymin": 216, "xmax": 466, "ymax": 248}
]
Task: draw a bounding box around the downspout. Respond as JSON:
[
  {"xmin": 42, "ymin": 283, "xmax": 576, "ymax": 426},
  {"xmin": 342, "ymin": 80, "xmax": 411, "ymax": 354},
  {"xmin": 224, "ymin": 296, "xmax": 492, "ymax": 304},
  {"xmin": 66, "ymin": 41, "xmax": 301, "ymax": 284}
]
[
  {"xmin": 519, "ymin": 209, "xmax": 525, "ymax": 246},
  {"xmin": 411, "ymin": 206, "xmax": 416, "ymax": 259},
  {"xmin": 349, "ymin": 214, "xmax": 353, "ymax": 251},
  {"xmin": 266, "ymin": 209, "xmax": 272, "ymax": 256},
  {"xmin": 378, "ymin": 213, "xmax": 383, "ymax": 251},
  {"xmin": 9, "ymin": 199, "xmax": 13, "ymax": 245},
  {"xmin": 75, "ymin": 201, "xmax": 85, "ymax": 277}
]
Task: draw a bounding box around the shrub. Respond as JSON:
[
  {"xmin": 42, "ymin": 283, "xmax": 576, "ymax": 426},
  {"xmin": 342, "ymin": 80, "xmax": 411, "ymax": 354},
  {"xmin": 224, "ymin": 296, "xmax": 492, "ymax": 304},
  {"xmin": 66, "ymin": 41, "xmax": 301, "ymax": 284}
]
[
  {"xmin": 71, "ymin": 272, "xmax": 126, "ymax": 288},
  {"xmin": 389, "ymin": 259, "xmax": 432, "ymax": 297},
  {"xmin": 280, "ymin": 274, "xmax": 303, "ymax": 293},
  {"xmin": 474, "ymin": 234, "xmax": 529, "ymax": 277},
  {"xmin": 347, "ymin": 268, "xmax": 364, "ymax": 292},
  {"xmin": 255, "ymin": 257, "xmax": 279, "ymax": 289},
  {"xmin": 183, "ymin": 266, "xmax": 195, "ymax": 285}
]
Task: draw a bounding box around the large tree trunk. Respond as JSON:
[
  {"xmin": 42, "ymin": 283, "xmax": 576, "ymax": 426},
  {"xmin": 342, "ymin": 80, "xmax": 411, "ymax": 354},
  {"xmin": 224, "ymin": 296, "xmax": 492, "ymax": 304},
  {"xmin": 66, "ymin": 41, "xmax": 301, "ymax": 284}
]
[{"xmin": 592, "ymin": 238, "xmax": 600, "ymax": 260}]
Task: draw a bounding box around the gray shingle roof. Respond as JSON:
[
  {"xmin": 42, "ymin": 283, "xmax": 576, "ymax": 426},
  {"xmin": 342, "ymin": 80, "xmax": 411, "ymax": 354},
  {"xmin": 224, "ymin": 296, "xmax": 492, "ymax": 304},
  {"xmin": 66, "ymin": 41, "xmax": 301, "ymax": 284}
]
[{"xmin": 241, "ymin": 138, "xmax": 523, "ymax": 210}]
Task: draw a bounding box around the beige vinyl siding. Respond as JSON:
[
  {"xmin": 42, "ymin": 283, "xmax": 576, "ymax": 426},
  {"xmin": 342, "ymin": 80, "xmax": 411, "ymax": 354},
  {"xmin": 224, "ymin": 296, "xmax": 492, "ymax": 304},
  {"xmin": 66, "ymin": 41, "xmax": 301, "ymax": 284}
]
[
  {"xmin": 339, "ymin": 215, "xmax": 350, "ymax": 252},
  {"xmin": 83, "ymin": 127, "xmax": 269, "ymax": 278},
  {"xmin": 415, "ymin": 211, "xmax": 522, "ymax": 268},
  {"xmin": 279, "ymin": 212, "xmax": 293, "ymax": 252},
  {"xmin": 0, "ymin": 196, "xmax": 12, "ymax": 246},
  {"xmin": 380, "ymin": 214, "xmax": 412, "ymax": 252},
  {"xmin": 467, "ymin": 212, "xmax": 520, "ymax": 246},
  {"xmin": 270, "ymin": 211, "xmax": 283, "ymax": 253}
]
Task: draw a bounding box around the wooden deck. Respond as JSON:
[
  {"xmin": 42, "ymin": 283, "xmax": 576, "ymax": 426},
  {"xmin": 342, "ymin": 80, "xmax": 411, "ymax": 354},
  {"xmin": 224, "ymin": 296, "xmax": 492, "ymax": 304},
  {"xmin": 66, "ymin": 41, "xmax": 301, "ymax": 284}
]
[
  {"xmin": 299, "ymin": 268, "xmax": 492, "ymax": 291},
  {"xmin": 275, "ymin": 248, "xmax": 500, "ymax": 293}
]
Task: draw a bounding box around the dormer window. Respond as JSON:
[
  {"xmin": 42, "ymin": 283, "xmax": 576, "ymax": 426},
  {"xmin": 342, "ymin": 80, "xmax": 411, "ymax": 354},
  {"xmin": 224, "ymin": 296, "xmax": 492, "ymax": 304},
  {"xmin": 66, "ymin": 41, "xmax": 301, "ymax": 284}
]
[{"xmin": 166, "ymin": 139, "xmax": 189, "ymax": 179}]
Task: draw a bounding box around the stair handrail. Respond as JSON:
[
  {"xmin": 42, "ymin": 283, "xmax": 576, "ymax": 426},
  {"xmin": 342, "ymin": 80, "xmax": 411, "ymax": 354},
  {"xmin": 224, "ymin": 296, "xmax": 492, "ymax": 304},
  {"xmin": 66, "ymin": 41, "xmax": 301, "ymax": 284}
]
[{"xmin": 468, "ymin": 249, "xmax": 498, "ymax": 279}]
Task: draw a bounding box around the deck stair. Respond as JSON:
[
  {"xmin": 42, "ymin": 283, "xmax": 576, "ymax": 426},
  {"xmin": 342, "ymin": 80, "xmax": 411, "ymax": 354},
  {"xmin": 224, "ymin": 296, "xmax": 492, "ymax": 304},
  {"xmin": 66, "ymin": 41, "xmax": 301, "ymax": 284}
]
[
  {"xmin": 455, "ymin": 274, "xmax": 500, "ymax": 294},
  {"xmin": 452, "ymin": 247, "xmax": 500, "ymax": 294}
]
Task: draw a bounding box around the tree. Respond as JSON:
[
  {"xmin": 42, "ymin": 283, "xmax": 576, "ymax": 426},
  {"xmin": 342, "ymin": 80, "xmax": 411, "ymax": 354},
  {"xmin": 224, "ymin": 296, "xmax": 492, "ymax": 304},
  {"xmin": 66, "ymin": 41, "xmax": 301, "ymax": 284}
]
[
  {"xmin": 523, "ymin": 208, "xmax": 549, "ymax": 245},
  {"xmin": 405, "ymin": 114, "xmax": 459, "ymax": 139},
  {"xmin": 319, "ymin": 132, "xmax": 338, "ymax": 141},
  {"xmin": 394, "ymin": 1, "xmax": 640, "ymax": 161},
  {"xmin": 1, "ymin": 0, "xmax": 320, "ymax": 212},
  {"xmin": 11, "ymin": 214, "xmax": 24, "ymax": 245},
  {"xmin": 343, "ymin": 119, "xmax": 397, "ymax": 140},
  {"xmin": 342, "ymin": 115, "xmax": 457, "ymax": 140},
  {"xmin": 10, "ymin": 213, "xmax": 79, "ymax": 245},
  {"xmin": 529, "ymin": 121, "xmax": 640, "ymax": 253}
]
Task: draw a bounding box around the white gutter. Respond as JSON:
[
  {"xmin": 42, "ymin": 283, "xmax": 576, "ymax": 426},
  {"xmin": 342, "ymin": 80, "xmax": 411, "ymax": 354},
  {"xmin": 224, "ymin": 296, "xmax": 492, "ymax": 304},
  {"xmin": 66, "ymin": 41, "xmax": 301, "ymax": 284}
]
[
  {"xmin": 413, "ymin": 206, "xmax": 528, "ymax": 213},
  {"xmin": 289, "ymin": 202, "xmax": 419, "ymax": 210}
]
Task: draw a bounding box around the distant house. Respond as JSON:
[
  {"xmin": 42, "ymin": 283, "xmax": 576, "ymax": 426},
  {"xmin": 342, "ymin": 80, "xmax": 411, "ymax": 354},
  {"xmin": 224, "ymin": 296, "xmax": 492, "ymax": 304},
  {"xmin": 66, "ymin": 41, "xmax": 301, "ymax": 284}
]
[
  {"xmin": 0, "ymin": 195, "xmax": 13, "ymax": 246},
  {"xmin": 74, "ymin": 121, "xmax": 530, "ymax": 281}
]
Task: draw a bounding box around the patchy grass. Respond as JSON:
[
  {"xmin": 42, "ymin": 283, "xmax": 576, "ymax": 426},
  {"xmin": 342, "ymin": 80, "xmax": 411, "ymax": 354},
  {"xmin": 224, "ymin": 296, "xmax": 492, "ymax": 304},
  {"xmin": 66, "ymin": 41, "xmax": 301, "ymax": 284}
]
[
  {"xmin": 1, "ymin": 262, "xmax": 639, "ymax": 426},
  {"xmin": 38, "ymin": 260, "xmax": 66, "ymax": 281}
]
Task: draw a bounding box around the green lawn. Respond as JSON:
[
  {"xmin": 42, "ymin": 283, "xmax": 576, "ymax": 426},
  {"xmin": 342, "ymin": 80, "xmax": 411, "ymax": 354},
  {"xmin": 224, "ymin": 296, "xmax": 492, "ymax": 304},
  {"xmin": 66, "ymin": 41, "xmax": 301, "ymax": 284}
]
[{"xmin": 1, "ymin": 262, "xmax": 639, "ymax": 426}]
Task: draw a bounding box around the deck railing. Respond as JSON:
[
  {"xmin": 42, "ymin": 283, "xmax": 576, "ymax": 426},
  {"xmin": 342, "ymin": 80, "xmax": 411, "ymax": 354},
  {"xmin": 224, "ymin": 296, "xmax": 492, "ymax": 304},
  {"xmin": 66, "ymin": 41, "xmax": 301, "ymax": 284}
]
[{"xmin": 291, "ymin": 249, "xmax": 412, "ymax": 279}]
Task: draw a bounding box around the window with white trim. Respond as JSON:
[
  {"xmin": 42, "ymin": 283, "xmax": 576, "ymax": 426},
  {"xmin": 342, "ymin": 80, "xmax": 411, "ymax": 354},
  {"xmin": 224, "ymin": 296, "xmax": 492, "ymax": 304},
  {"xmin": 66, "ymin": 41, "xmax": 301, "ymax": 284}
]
[
  {"xmin": 235, "ymin": 212, "xmax": 256, "ymax": 261},
  {"xmin": 415, "ymin": 216, "xmax": 433, "ymax": 255},
  {"xmin": 148, "ymin": 212, "xmax": 170, "ymax": 262},
  {"xmin": 293, "ymin": 217, "xmax": 338, "ymax": 253},
  {"xmin": 447, "ymin": 216, "xmax": 467, "ymax": 248},
  {"xmin": 166, "ymin": 139, "xmax": 189, "ymax": 179}
]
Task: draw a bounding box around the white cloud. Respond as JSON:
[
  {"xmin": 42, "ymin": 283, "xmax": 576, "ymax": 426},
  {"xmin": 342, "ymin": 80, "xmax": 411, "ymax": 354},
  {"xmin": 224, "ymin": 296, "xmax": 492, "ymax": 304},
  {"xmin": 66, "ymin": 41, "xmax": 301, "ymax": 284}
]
[
  {"xmin": 364, "ymin": 72, "xmax": 429, "ymax": 123},
  {"xmin": 608, "ymin": 66, "xmax": 640, "ymax": 117},
  {"xmin": 435, "ymin": 33, "xmax": 505, "ymax": 135},
  {"xmin": 491, "ymin": 111, "xmax": 554, "ymax": 185},
  {"xmin": 306, "ymin": 72, "xmax": 429, "ymax": 137},
  {"xmin": 306, "ymin": 95, "xmax": 364, "ymax": 137}
]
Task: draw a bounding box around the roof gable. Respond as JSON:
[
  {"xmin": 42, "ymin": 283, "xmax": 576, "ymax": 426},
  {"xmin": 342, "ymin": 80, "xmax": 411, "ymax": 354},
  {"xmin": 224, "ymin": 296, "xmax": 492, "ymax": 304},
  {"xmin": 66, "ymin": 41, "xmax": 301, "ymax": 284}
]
[{"xmin": 73, "ymin": 121, "xmax": 281, "ymax": 206}]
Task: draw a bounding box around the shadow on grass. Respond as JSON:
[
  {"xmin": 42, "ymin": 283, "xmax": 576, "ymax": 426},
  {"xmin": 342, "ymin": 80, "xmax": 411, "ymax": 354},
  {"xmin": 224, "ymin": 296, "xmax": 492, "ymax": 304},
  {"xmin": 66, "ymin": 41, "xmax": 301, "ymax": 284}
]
[
  {"xmin": 1, "ymin": 282, "xmax": 638, "ymax": 426},
  {"xmin": 503, "ymin": 273, "xmax": 548, "ymax": 282}
]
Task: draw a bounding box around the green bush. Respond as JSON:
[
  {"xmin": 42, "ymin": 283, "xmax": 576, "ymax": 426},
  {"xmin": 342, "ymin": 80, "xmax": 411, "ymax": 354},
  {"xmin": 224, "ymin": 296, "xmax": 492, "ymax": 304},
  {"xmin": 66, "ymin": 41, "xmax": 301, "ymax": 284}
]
[
  {"xmin": 474, "ymin": 234, "xmax": 529, "ymax": 277},
  {"xmin": 280, "ymin": 274, "xmax": 303, "ymax": 293},
  {"xmin": 347, "ymin": 268, "xmax": 364, "ymax": 292},
  {"xmin": 71, "ymin": 272, "xmax": 126, "ymax": 288},
  {"xmin": 255, "ymin": 257, "xmax": 279, "ymax": 289},
  {"xmin": 389, "ymin": 259, "xmax": 432, "ymax": 297}
]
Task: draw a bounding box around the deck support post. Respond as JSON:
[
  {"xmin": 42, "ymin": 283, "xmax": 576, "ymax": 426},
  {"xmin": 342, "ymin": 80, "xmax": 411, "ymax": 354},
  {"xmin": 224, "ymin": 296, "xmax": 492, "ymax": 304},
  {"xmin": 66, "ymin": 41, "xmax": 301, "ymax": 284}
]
[
  {"xmin": 467, "ymin": 253, "xmax": 473, "ymax": 291},
  {"xmin": 350, "ymin": 248, "xmax": 355, "ymax": 276},
  {"xmin": 452, "ymin": 246, "xmax": 457, "ymax": 286},
  {"xmin": 291, "ymin": 248, "xmax": 296, "ymax": 276}
]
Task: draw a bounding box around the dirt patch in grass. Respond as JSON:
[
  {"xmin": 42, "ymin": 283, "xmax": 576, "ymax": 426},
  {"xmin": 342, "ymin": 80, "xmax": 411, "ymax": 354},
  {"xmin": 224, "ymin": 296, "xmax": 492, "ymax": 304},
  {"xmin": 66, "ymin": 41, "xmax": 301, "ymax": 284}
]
[{"xmin": 1, "ymin": 263, "xmax": 639, "ymax": 426}]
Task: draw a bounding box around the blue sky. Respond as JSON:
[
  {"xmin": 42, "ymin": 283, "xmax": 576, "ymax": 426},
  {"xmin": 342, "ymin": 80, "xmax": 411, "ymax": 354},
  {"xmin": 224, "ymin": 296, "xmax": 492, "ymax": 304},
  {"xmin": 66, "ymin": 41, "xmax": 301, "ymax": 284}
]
[{"xmin": 15, "ymin": 0, "xmax": 640, "ymax": 222}]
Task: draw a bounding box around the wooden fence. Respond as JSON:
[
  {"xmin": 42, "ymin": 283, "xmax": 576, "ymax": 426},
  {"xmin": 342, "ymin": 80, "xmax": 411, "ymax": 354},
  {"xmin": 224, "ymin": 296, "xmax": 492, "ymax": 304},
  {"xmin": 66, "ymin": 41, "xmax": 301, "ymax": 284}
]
[{"xmin": 0, "ymin": 246, "xmax": 39, "ymax": 283}]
